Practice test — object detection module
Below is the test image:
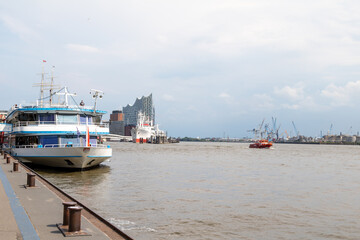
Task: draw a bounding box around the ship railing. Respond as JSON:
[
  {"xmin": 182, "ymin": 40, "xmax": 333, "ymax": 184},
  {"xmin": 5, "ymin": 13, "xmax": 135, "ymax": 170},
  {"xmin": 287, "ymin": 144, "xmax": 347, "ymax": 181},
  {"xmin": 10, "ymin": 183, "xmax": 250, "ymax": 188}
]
[
  {"xmin": 13, "ymin": 145, "xmax": 38, "ymax": 149},
  {"xmin": 43, "ymin": 144, "xmax": 110, "ymax": 148},
  {"xmin": 13, "ymin": 144, "xmax": 110, "ymax": 149},
  {"xmin": 13, "ymin": 121, "xmax": 109, "ymax": 128}
]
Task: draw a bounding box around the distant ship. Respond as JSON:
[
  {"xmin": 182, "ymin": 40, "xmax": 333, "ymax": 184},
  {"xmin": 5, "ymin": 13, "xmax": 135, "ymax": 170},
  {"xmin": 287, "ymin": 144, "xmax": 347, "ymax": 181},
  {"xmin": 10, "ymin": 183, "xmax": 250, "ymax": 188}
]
[
  {"xmin": 131, "ymin": 111, "xmax": 166, "ymax": 143},
  {"xmin": 5, "ymin": 66, "xmax": 112, "ymax": 169},
  {"xmin": 249, "ymin": 139, "xmax": 273, "ymax": 149}
]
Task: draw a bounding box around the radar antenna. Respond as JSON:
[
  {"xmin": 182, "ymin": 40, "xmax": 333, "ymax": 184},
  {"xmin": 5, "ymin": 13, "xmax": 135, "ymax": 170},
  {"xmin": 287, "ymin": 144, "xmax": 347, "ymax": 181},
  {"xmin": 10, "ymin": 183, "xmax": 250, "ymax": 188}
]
[{"xmin": 90, "ymin": 89, "xmax": 104, "ymax": 113}]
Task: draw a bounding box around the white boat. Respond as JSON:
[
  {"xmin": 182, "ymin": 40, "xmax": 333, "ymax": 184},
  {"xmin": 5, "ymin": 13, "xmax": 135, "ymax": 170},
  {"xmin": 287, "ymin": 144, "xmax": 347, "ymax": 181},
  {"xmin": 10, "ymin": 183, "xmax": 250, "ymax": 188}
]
[
  {"xmin": 131, "ymin": 111, "xmax": 166, "ymax": 143},
  {"xmin": 6, "ymin": 66, "xmax": 112, "ymax": 169}
]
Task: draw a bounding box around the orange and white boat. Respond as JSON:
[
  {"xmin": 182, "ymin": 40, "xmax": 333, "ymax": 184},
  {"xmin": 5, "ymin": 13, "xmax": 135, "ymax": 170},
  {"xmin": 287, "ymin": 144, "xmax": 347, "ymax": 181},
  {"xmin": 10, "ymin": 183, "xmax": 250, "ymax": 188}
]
[{"xmin": 249, "ymin": 139, "xmax": 273, "ymax": 149}]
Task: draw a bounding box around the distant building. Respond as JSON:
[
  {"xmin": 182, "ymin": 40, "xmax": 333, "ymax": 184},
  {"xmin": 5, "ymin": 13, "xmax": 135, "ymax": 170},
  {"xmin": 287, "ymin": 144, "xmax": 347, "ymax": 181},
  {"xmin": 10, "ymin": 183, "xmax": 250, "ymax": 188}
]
[
  {"xmin": 109, "ymin": 110, "xmax": 124, "ymax": 135},
  {"xmin": 122, "ymin": 94, "xmax": 154, "ymax": 136},
  {"xmin": 109, "ymin": 94, "xmax": 155, "ymax": 136}
]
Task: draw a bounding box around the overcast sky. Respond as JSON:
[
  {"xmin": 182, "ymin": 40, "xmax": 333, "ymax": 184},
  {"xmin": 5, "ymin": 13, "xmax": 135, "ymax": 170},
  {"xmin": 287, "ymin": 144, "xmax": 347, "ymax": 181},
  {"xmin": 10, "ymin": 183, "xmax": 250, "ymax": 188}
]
[{"xmin": 1, "ymin": 1, "xmax": 360, "ymax": 137}]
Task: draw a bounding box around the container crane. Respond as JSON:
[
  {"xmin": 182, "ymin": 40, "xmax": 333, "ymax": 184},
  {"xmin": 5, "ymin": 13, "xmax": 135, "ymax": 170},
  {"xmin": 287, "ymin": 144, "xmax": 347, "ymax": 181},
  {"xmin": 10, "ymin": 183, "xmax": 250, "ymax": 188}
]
[
  {"xmin": 247, "ymin": 118, "xmax": 265, "ymax": 139},
  {"xmin": 328, "ymin": 124, "xmax": 333, "ymax": 135},
  {"xmin": 292, "ymin": 121, "xmax": 299, "ymax": 137}
]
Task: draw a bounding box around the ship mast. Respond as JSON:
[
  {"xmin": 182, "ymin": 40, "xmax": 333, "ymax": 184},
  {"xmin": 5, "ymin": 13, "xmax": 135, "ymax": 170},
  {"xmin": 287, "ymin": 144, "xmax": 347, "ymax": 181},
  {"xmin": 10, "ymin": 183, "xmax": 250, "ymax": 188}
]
[
  {"xmin": 40, "ymin": 61, "xmax": 45, "ymax": 107},
  {"xmin": 33, "ymin": 61, "xmax": 59, "ymax": 107},
  {"xmin": 50, "ymin": 66, "xmax": 55, "ymax": 106}
]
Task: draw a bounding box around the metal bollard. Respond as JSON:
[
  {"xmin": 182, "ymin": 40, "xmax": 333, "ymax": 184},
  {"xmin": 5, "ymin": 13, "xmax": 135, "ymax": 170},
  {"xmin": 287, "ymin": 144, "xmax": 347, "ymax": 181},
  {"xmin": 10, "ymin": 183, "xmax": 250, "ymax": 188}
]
[
  {"xmin": 27, "ymin": 173, "xmax": 36, "ymax": 187},
  {"xmin": 68, "ymin": 206, "xmax": 83, "ymax": 232},
  {"xmin": 6, "ymin": 156, "xmax": 10, "ymax": 164},
  {"xmin": 13, "ymin": 161, "xmax": 19, "ymax": 172},
  {"xmin": 1, "ymin": 150, "xmax": 3, "ymax": 155},
  {"xmin": 4, "ymin": 153, "xmax": 7, "ymax": 159},
  {"xmin": 62, "ymin": 202, "xmax": 77, "ymax": 226}
]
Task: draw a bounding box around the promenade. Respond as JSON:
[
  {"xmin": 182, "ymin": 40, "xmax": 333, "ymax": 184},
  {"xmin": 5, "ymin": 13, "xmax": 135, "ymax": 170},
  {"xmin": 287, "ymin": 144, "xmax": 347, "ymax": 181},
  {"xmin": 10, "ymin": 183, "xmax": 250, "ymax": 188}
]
[{"xmin": 0, "ymin": 153, "xmax": 132, "ymax": 240}]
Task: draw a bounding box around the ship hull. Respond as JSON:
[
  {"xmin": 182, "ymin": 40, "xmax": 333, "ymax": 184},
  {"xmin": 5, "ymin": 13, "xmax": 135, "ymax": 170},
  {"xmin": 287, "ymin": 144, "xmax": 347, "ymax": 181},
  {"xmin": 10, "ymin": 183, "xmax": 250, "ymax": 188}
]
[
  {"xmin": 11, "ymin": 147, "xmax": 112, "ymax": 169},
  {"xmin": 249, "ymin": 143, "xmax": 272, "ymax": 149},
  {"xmin": 131, "ymin": 127, "xmax": 153, "ymax": 143}
]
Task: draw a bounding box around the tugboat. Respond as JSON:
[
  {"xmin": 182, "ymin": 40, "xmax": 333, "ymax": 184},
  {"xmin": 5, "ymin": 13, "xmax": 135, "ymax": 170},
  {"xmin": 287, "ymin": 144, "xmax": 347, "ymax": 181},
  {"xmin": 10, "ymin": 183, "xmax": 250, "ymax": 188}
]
[
  {"xmin": 6, "ymin": 64, "xmax": 112, "ymax": 169},
  {"xmin": 248, "ymin": 118, "xmax": 273, "ymax": 149},
  {"xmin": 249, "ymin": 139, "xmax": 273, "ymax": 149}
]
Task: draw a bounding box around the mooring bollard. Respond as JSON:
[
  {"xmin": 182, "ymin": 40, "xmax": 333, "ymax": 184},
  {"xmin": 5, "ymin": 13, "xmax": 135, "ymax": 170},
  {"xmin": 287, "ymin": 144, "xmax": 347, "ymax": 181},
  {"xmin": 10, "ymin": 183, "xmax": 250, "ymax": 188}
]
[
  {"xmin": 68, "ymin": 206, "xmax": 83, "ymax": 232},
  {"xmin": 13, "ymin": 161, "xmax": 19, "ymax": 172},
  {"xmin": 62, "ymin": 202, "xmax": 77, "ymax": 226},
  {"xmin": 27, "ymin": 173, "xmax": 36, "ymax": 187},
  {"xmin": 6, "ymin": 156, "xmax": 10, "ymax": 164}
]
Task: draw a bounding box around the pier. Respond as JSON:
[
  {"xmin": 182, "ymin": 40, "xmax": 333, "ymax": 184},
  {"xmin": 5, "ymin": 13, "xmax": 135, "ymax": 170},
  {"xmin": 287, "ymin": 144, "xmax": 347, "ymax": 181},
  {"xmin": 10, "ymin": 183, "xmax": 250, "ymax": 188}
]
[{"xmin": 0, "ymin": 152, "xmax": 133, "ymax": 240}]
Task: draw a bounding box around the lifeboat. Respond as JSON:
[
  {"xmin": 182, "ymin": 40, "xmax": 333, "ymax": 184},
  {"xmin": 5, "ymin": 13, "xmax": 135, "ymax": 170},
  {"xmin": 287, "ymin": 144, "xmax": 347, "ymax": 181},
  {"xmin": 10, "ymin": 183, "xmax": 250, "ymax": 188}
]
[{"xmin": 249, "ymin": 139, "xmax": 273, "ymax": 149}]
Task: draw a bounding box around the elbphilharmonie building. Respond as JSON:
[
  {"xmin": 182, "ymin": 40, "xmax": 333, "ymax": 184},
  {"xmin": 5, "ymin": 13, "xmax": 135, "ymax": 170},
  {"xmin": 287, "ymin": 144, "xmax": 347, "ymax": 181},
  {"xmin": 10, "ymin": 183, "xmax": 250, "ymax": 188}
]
[{"xmin": 122, "ymin": 94, "xmax": 155, "ymax": 135}]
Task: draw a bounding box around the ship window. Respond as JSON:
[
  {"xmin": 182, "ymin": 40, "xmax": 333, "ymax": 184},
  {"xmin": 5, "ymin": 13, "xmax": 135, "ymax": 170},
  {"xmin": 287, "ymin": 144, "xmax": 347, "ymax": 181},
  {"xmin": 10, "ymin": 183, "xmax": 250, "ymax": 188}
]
[
  {"xmin": 60, "ymin": 136, "xmax": 81, "ymax": 146},
  {"xmin": 80, "ymin": 115, "xmax": 87, "ymax": 124},
  {"xmin": 57, "ymin": 114, "xmax": 78, "ymax": 124},
  {"xmin": 39, "ymin": 114, "xmax": 55, "ymax": 124},
  {"xmin": 39, "ymin": 136, "xmax": 58, "ymax": 147},
  {"xmin": 79, "ymin": 115, "xmax": 92, "ymax": 125},
  {"xmin": 93, "ymin": 116, "xmax": 101, "ymax": 124},
  {"xmin": 82, "ymin": 136, "xmax": 97, "ymax": 146},
  {"xmin": 19, "ymin": 113, "xmax": 36, "ymax": 121}
]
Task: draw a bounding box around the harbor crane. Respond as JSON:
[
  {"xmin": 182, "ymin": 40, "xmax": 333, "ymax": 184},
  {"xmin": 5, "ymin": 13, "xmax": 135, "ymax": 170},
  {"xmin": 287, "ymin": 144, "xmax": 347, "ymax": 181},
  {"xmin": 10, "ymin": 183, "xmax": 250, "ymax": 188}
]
[
  {"xmin": 247, "ymin": 118, "xmax": 265, "ymax": 139},
  {"xmin": 328, "ymin": 124, "xmax": 333, "ymax": 135},
  {"xmin": 292, "ymin": 121, "xmax": 299, "ymax": 137},
  {"xmin": 271, "ymin": 117, "xmax": 281, "ymax": 140}
]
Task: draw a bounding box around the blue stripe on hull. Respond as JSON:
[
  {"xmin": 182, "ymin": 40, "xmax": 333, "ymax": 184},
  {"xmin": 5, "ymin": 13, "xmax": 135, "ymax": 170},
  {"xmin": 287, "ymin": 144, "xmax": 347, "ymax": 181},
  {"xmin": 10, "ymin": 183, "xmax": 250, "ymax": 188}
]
[{"xmin": 16, "ymin": 156, "xmax": 82, "ymax": 158}]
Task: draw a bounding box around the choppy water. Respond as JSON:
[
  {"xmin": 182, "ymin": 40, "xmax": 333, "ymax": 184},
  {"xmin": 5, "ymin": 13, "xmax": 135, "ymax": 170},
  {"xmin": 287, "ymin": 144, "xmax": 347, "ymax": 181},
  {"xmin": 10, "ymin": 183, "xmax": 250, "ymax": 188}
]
[{"xmin": 33, "ymin": 142, "xmax": 360, "ymax": 240}]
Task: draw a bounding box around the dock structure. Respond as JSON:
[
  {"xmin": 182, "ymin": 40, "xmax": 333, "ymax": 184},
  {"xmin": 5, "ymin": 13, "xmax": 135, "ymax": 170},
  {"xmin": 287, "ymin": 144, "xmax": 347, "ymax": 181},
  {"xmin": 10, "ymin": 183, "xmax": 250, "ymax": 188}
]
[{"xmin": 0, "ymin": 152, "xmax": 134, "ymax": 240}]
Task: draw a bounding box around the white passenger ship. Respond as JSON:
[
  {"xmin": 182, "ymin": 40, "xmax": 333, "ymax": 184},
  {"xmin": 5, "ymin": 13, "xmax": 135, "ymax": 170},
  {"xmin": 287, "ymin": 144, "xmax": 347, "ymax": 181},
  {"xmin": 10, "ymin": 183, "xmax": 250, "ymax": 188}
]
[
  {"xmin": 131, "ymin": 111, "xmax": 166, "ymax": 143},
  {"xmin": 6, "ymin": 67, "xmax": 112, "ymax": 169}
]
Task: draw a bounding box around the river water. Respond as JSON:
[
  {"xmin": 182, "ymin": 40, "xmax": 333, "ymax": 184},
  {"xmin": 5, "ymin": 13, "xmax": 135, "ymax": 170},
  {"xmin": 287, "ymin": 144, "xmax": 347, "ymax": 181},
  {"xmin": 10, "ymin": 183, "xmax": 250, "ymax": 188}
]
[{"xmin": 33, "ymin": 142, "xmax": 360, "ymax": 240}]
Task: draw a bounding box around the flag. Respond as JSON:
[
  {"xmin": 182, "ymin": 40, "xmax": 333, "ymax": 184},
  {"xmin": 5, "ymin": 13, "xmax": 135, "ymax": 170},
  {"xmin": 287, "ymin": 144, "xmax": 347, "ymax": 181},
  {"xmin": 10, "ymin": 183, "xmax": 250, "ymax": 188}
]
[
  {"xmin": 76, "ymin": 127, "xmax": 80, "ymax": 138},
  {"xmin": 43, "ymin": 60, "xmax": 46, "ymax": 62},
  {"xmin": 86, "ymin": 126, "xmax": 90, "ymax": 147}
]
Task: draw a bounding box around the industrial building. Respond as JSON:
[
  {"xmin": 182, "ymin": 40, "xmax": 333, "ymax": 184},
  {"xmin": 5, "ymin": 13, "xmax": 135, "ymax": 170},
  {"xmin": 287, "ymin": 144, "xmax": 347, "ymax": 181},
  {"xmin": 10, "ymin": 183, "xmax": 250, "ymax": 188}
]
[{"xmin": 109, "ymin": 110, "xmax": 124, "ymax": 136}]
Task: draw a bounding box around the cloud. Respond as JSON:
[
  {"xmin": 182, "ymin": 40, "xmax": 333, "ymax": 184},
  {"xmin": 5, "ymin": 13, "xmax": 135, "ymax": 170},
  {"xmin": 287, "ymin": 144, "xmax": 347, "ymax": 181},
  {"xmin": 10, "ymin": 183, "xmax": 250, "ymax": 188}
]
[
  {"xmin": 321, "ymin": 80, "xmax": 360, "ymax": 106},
  {"xmin": 274, "ymin": 85, "xmax": 304, "ymax": 101},
  {"xmin": 65, "ymin": 44, "xmax": 100, "ymax": 53},
  {"xmin": 251, "ymin": 94, "xmax": 275, "ymax": 110},
  {"xmin": 218, "ymin": 92, "xmax": 231, "ymax": 99}
]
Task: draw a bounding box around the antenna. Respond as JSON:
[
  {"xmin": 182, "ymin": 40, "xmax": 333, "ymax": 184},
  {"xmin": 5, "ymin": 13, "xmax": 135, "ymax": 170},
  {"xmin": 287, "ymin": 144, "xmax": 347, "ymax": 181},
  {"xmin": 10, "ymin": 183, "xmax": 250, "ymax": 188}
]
[
  {"xmin": 33, "ymin": 61, "xmax": 60, "ymax": 107},
  {"xmin": 90, "ymin": 89, "xmax": 104, "ymax": 113}
]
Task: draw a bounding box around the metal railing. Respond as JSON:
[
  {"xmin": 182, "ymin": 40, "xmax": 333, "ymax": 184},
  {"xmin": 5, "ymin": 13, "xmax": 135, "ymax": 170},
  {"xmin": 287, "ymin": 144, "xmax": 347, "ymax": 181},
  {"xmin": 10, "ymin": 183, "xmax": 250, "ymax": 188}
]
[
  {"xmin": 13, "ymin": 121, "xmax": 108, "ymax": 128},
  {"xmin": 13, "ymin": 144, "xmax": 110, "ymax": 149}
]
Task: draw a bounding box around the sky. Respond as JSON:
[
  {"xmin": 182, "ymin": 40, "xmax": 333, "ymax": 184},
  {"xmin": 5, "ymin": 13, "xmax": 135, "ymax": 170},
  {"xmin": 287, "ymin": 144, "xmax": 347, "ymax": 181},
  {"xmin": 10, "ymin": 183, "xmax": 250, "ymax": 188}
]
[{"xmin": 1, "ymin": 0, "xmax": 360, "ymax": 138}]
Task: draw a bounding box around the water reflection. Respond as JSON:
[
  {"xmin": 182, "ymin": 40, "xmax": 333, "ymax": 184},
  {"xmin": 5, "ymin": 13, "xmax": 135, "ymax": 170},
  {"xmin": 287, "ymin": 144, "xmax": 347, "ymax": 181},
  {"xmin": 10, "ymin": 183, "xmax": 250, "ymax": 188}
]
[{"xmin": 29, "ymin": 163, "xmax": 112, "ymax": 199}]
